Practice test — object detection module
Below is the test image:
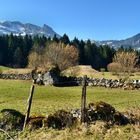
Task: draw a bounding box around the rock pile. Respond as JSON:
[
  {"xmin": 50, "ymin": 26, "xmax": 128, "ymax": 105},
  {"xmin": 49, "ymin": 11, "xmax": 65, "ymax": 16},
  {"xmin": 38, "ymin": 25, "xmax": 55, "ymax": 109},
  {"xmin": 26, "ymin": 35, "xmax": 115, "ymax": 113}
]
[
  {"xmin": 1, "ymin": 103, "xmax": 140, "ymax": 132},
  {"xmin": 70, "ymin": 101, "xmax": 129, "ymax": 125}
]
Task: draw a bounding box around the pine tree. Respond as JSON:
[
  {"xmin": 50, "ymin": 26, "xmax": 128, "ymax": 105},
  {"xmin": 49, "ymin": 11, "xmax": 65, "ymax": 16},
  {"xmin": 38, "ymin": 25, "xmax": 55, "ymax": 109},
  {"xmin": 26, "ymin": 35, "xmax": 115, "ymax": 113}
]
[{"xmin": 60, "ymin": 34, "xmax": 70, "ymax": 44}]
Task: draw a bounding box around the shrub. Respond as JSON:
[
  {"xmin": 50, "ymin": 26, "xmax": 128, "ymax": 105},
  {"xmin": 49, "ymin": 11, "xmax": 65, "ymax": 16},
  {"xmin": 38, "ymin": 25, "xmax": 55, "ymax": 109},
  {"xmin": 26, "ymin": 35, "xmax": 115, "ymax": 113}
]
[{"xmin": 107, "ymin": 62, "xmax": 122, "ymax": 74}]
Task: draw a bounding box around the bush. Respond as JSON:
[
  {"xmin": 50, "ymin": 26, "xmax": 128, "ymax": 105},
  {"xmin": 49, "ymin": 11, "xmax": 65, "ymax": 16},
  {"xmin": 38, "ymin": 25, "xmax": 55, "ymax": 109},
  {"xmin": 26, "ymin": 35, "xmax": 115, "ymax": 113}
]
[{"xmin": 107, "ymin": 62, "xmax": 122, "ymax": 74}]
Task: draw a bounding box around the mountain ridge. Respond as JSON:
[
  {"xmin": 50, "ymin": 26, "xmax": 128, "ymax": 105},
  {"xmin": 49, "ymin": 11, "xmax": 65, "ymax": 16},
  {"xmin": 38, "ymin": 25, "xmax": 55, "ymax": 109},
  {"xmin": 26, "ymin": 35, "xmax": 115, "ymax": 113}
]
[
  {"xmin": 96, "ymin": 33, "xmax": 140, "ymax": 49},
  {"xmin": 0, "ymin": 21, "xmax": 60, "ymax": 38},
  {"xmin": 0, "ymin": 21, "xmax": 140, "ymax": 49}
]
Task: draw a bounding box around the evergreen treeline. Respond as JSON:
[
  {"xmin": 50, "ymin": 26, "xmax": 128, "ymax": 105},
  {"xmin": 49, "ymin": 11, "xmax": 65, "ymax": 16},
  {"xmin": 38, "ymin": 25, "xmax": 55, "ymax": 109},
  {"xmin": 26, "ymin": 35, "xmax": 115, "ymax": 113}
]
[{"xmin": 0, "ymin": 33, "xmax": 139, "ymax": 70}]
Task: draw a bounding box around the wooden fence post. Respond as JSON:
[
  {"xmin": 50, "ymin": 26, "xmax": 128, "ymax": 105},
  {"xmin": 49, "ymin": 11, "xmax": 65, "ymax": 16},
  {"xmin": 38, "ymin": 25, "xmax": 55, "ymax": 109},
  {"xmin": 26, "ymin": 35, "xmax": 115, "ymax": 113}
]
[
  {"xmin": 81, "ymin": 75, "xmax": 87, "ymax": 123},
  {"xmin": 23, "ymin": 84, "xmax": 35, "ymax": 130}
]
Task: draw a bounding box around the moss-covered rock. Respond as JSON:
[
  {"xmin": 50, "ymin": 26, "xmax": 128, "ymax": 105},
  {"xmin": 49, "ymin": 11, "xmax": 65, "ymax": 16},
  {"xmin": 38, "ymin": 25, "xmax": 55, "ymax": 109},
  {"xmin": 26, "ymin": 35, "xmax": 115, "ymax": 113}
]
[
  {"xmin": 27, "ymin": 116, "xmax": 46, "ymax": 130},
  {"xmin": 0, "ymin": 109, "xmax": 25, "ymax": 131},
  {"xmin": 87, "ymin": 101, "xmax": 130, "ymax": 126},
  {"xmin": 46, "ymin": 110, "xmax": 76, "ymax": 129},
  {"xmin": 113, "ymin": 111, "xmax": 129, "ymax": 125},
  {"xmin": 87, "ymin": 101, "xmax": 115, "ymax": 122}
]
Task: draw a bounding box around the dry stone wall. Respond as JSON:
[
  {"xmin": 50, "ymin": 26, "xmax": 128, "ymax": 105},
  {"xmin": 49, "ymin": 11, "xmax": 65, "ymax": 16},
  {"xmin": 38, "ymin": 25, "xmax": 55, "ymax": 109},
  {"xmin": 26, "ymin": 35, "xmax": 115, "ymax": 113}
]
[
  {"xmin": 0, "ymin": 73, "xmax": 32, "ymax": 80},
  {"xmin": 0, "ymin": 73, "xmax": 140, "ymax": 89}
]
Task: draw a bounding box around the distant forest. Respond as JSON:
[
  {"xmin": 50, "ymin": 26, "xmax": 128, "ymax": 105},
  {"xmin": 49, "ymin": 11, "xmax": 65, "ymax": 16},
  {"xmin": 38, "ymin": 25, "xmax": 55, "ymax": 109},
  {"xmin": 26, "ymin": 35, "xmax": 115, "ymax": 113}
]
[{"xmin": 0, "ymin": 33, "xmax": 140, "ymax": 70}]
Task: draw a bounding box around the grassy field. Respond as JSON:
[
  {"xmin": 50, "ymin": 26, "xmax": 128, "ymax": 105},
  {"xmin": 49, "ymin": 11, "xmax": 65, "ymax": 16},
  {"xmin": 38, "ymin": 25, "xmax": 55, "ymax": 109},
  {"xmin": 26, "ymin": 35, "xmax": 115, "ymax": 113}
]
[
  {"xmin": 95, "ymin": 72, "xmax": 140, "ymax": 80},
  {"xmin": 0, "ymin": 66, "xmax": 10, "ymax": 72},
  {"xmin": 0, "ymin": 79, "xmax": 140, "ymax": 115},
  {"xmin": 62, "ymin": 65, "xmax": 140, "ymax": 80},
  {"xmin": 1, "ymin": 79, "xmax": 140, "ymax": 139}
]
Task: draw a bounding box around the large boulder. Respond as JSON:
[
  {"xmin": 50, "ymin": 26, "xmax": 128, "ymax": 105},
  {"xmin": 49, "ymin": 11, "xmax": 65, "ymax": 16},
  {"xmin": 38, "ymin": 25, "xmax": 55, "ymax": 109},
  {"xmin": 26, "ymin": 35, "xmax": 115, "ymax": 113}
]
[
  {"xmin": 43, "ymin": 71, "xmax": 59, "ymax": 86},
  {"xmin": 43, "ymin": 66, "xmax": 60, "ymax": 86}
]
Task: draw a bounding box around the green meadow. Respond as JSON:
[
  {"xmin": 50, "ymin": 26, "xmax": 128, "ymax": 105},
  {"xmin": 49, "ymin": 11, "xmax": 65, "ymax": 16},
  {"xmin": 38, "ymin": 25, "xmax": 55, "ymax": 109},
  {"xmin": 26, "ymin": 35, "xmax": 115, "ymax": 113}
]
[
  {"xmin": 1, "ymin": 79, "xmax": 140, "ymax": 140},
  {"xmin": 0, "ymin": 79, "xmax": 140, "ymax": 115}
]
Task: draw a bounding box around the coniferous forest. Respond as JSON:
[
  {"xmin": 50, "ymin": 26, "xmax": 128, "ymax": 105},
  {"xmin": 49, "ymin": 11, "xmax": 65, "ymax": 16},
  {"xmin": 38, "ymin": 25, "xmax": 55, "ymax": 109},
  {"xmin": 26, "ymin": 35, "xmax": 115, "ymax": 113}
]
[{"xmin": 0, "ymin": 33, "xmax": 140, "ymax": 70}]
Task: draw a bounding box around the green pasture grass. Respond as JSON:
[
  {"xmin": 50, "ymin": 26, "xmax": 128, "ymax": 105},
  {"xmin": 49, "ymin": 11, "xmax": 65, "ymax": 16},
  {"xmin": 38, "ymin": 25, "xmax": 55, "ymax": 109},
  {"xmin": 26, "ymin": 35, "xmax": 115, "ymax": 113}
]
[
  {"xmin": 88, "ymin": 72, "xmax": 140, "ymax": 80},
  {"xmin": 0, "ymin": 79, "xmax": 140, "ymax": 116},
  {"xmin": 0, "ymin": 66, "xmax": 11, "ymax": 71},
  {"xmin": 100, "ymin": 72, "xmax": 140, "ymax": 80},
  {"xmin": 62, "ymin": 70, "xmax": 140, "ymax": 80},
  {"xmin": 1, "ymin": 79, "xmax": 140, "ymax": 140}
]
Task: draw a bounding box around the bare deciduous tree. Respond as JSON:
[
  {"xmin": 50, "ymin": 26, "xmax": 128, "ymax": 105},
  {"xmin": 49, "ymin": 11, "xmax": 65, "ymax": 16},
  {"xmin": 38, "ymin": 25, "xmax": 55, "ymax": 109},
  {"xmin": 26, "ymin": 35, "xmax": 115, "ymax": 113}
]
[
  {"xmin": 112, "ymin": 51, "xmax": 138, "ymax": 80},
  {"xmin": 44, "ymin": 42, "xmax": 79, "ymax": 70},
  {"xmin": 28, "ymin": 52, "xmax": 39, "ymax": 68},
  {"xmin": 28, "ymin": 42, "xmax": 79, "ymax": 71},
  {"xmin": 113, "ymin": 51, "xmax": 138, "ymax": 73}
]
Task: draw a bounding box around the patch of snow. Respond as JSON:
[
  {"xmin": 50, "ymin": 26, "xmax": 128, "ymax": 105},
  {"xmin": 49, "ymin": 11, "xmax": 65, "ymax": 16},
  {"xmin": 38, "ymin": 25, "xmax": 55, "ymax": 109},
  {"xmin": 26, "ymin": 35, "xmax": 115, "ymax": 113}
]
[
  {"xmin": 21, "ymin": 32, "xmax": 26, "ymax": 36},
  {"xmin": 19, "ymin": 27, "xmax": 25, "ymax": 31},
  {"xmin": 106, "ymin": 42, "xmax": 112, "ymax": 45},
  {"xmin": 136, "ymin": 47, "xmax": 140, "ymax": 50},
  {"xmin": 0, "ymin": 25, "xmax": 7, "ymax": 29},
  {"xmin": 29, "ymin": 33, "xmax": 33, "ymax": 35}
]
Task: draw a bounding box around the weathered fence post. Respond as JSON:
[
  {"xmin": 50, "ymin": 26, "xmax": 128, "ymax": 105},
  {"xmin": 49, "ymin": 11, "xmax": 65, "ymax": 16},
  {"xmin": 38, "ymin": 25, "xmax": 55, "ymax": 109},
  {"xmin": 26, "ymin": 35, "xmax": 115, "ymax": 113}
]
[
  {"xmin": 81, "ymin": 75, "xmax": 87, "ymax": 123},
  {"xmin": 23, "ymin": 84, "xmax": 35, "ymax": 130}
]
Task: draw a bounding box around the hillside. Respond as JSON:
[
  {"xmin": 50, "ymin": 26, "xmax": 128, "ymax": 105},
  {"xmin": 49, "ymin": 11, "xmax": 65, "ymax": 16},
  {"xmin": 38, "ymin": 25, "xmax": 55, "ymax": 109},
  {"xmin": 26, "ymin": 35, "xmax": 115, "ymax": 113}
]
[{"xmin": 62, "ymin": 65, "xmax": 99, "ymax": 77}]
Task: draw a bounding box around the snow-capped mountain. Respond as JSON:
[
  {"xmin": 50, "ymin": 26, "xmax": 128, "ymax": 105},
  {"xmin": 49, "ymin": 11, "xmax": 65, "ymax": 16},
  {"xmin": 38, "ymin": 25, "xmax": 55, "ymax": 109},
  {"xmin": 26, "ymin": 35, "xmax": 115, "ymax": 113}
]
[
  {"xmin": 95, "ymin": 33, "xmax": 140, "ymax": 49},
  {"xmin": 0, "ymin": 21, "xmax": 60, "ymax": 38}
]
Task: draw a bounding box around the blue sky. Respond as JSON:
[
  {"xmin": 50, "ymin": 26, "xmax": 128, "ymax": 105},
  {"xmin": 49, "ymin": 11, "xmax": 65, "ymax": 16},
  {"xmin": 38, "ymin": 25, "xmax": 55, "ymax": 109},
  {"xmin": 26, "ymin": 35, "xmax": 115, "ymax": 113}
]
[{"xmin": 0, "ymin": 0, "xmax": 140, "ymax": 40}]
